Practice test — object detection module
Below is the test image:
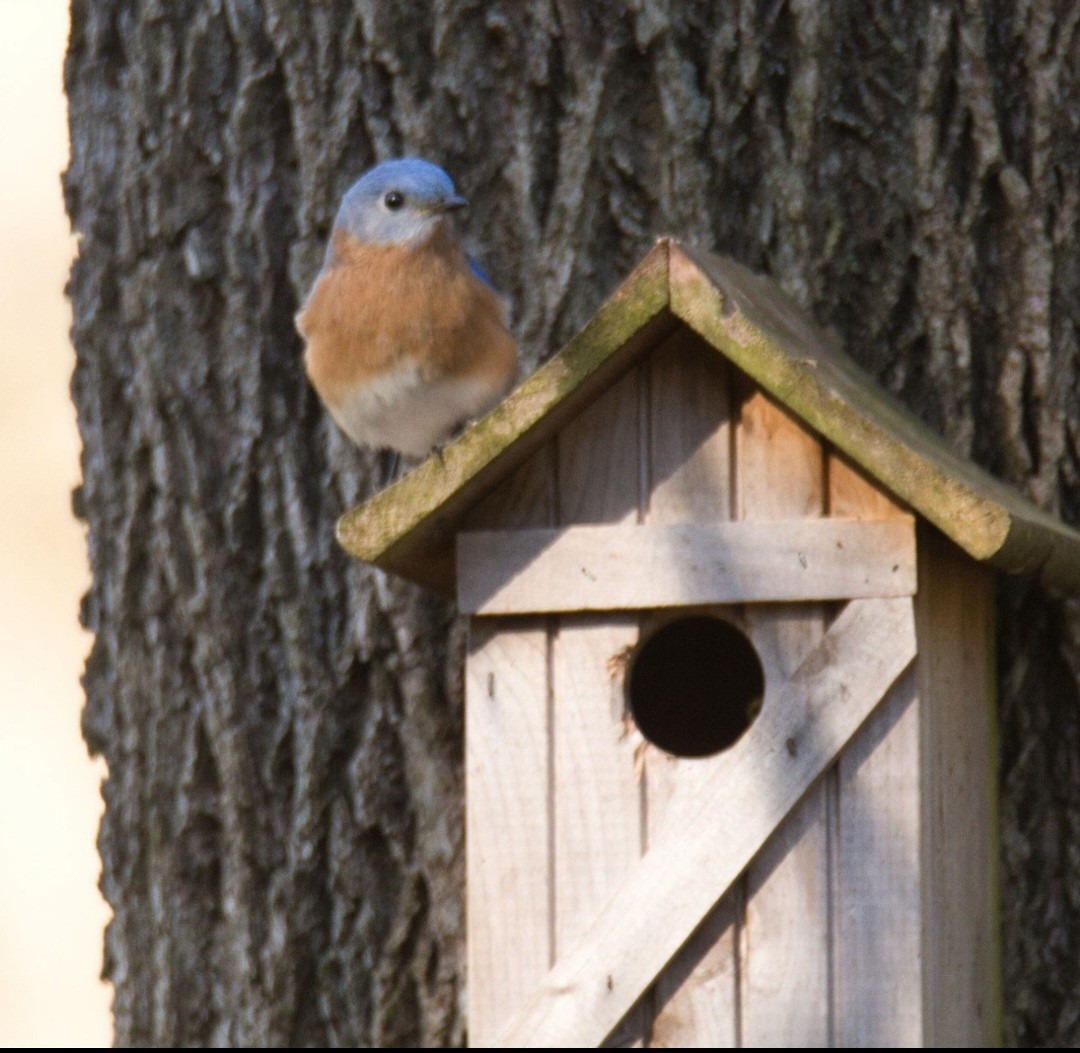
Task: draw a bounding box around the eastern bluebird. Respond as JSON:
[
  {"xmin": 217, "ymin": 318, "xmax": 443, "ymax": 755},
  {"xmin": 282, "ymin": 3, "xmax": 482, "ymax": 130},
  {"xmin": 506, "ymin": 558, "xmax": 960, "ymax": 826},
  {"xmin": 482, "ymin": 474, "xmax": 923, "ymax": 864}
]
[{"xmin": 296, "ymin": 158, "xmax": 517, "ymax": 461}]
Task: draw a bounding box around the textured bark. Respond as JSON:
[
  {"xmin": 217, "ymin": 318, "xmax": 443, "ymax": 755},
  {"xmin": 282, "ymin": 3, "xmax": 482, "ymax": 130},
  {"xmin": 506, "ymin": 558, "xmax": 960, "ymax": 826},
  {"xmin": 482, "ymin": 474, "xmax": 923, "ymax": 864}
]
[{"xmin": 65, "ymin": 0, "xmax": 1080, "ymax": 1046}]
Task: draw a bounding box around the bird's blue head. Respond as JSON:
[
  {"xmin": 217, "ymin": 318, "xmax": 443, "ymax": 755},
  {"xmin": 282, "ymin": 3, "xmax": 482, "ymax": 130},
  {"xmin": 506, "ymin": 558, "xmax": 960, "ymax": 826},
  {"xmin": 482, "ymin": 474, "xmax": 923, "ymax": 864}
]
[{"xmin": 334, "ymin": 158, "xmax": 467, "ymax": 247}]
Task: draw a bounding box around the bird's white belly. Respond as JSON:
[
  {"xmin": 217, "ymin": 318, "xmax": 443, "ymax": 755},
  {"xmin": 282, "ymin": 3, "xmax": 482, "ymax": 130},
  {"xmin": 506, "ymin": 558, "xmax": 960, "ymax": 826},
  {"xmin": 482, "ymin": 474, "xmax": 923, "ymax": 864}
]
[{"xmin": 330, "ymin": 364, "xmax": 508, "ymax": 458}]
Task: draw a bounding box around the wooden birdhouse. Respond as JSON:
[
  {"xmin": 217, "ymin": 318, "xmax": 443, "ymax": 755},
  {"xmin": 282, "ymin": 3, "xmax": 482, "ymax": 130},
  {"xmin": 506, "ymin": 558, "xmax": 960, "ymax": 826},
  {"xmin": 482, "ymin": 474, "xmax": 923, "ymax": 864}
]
[{"xmin": 337, "ymin": 240, "xmax": 1080, "ymax": 1048}]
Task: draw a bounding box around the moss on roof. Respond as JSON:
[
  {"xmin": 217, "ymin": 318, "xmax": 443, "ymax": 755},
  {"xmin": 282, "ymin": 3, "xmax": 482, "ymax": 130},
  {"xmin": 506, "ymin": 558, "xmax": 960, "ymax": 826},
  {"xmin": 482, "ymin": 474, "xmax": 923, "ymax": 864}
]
[{"xmin": 337, "ymin": 239, "xmax": 1080, "ymax": 595}]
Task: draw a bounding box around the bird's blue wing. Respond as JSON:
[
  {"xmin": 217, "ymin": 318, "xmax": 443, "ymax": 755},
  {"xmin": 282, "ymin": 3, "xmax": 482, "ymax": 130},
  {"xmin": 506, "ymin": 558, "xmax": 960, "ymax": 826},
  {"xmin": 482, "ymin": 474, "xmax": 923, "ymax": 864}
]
[{"xmin": 467, "ymin": 253, "xmax": 493, "ymax": 288}]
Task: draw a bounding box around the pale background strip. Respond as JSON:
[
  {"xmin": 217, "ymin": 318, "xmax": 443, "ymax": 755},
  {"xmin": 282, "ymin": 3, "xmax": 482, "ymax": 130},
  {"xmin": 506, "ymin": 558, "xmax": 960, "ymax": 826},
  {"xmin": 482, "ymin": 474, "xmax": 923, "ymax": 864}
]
[{"xmin": 0, "ymin": 2, "xmax": 112, "ymax": 1045}]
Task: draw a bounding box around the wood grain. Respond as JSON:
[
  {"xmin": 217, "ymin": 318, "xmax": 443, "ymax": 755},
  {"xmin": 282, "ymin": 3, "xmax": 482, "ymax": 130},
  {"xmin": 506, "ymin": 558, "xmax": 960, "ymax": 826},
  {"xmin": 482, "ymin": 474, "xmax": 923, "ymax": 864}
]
[
  {"xmin": 643, "ymin": 331, "xmax": 738, "ymax": 1048},
  {"xmin": 465, "ymin": 444, "xmax": 555, "ymax": 1045},
  {"xmin": 833, "ymin": 669, "xmax": 922, "ymax": 1046},
  {"xmin": 466, "ymin": 620, "xmax": 553, "ymax": 1045},
  {"xmin": 737, "ymin": 390, "xmax": 831, "ymax": 1047},
  {"xmin": 457, "ymin": 519, "xmax": 916, "ymax": 614},
  {"xmin": 830, "ymin": 452, "xmax": 922, "ymax": 1046},
  {"xmin": 915, "ymin": 524, "xmax": 999, "ymax": 1046},
  {"xmin": 552, "ymin": 369, "xmax": 649, "ymax": 1047},
  {"xmin": 497, "ymin": 596, "xmax": 918, "ymax": 1048}
]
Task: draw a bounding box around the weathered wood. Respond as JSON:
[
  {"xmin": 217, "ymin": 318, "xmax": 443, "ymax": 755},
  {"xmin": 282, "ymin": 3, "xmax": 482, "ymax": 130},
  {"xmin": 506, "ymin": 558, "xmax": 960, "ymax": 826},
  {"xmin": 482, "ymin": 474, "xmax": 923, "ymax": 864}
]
[
  {"xmin": 829, "ymin": 452, "xmax": 909, "ymax": 522},
  {"xmin": 336, "ymin": 245, "xmax": 673, "ymax": 588},
  {"xmin": 737, "ymin": 390, "xmax": 831, "ymax": 1047},
  {"xmin": 496, "ymin": 596, "xmax": 918, "ymax": 1048},
  {"xmin": 643, "ymin": 331, "xmax": 738, "ymax": 1047},
  {"xmin": 833, "ymin": 670, "xmax": 922, "ymax": 1046},
  {"xmin": 466, "ymin": 621, "xmax": 552, "ymax": 1046},
  {"xmin": 741, "ymin": 781, "xmax": 830, "ymax": 1045},
  {"xmin": 464, "ymin": 443, "xmax": 558, "ymax": 533},
  {"xmin": 457, "ymin": 519, "xmax": 916, "ymax": 615},
  {"xmin": 551, "ymin": 370, "xmax": 649, "ymax": 1047},
  {"xmin": 551, "ymin": 620, "xmax": 642, "ymax": 986},
  {"xmin": 647, "ymin": 890, "xmax": 740, "ymax": 1047},
  {"xmin": 646, "ymin": 330, "xmax": 733, "ymax": 526},
  {"xmin": 337, "ymin": 241, "xmax": 1080, "ymax": 594},
  {"xmin": 830, "ymin": 452, "xmax": 922, "ymax": 1047},
  {"xmin": 465, "ymin": 446, "xmax": 555, "ymax": 1045},
  {"xmin": 915, "ymin": 524, "xmax": 1000, "ymax": 1046},
  {"xmin": 667, "ymin": 244, "xmax": 1080, "ymax": 590}
]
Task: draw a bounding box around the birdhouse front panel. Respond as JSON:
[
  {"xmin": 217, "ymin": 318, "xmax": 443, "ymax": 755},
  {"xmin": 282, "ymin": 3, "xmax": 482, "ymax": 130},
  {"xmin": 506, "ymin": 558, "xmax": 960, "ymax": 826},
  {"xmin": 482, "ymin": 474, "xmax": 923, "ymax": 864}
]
[
  {"xmin": 459, "ymin": 327, "xmax": 998, "ymax": 1047},
  {"xmin": 335, "ymin": 242, "xmax": 1047, "ymax": 1046}
]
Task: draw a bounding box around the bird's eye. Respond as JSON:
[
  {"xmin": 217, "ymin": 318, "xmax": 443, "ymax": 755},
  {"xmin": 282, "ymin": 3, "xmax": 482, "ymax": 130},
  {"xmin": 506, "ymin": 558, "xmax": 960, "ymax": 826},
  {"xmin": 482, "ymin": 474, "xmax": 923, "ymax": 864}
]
[{"xmin": 384, "ymin": 191, "xmax": 404, "ymax": 210}]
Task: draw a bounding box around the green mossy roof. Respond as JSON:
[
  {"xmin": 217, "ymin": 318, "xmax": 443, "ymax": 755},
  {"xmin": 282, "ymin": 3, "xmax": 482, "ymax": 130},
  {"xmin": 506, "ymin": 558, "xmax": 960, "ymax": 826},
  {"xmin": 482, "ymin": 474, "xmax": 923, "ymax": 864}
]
[{"xmin": 337, "ymin": 239, "xmax": 1080, "ymax": 595}]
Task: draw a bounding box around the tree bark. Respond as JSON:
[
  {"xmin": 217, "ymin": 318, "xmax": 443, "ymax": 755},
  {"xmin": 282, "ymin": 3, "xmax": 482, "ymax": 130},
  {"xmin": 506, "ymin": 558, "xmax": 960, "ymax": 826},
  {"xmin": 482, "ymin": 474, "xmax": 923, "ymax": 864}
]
[{"xmin": 65, "ymin": 0, "xmax": 1080, "ymax": 1045}]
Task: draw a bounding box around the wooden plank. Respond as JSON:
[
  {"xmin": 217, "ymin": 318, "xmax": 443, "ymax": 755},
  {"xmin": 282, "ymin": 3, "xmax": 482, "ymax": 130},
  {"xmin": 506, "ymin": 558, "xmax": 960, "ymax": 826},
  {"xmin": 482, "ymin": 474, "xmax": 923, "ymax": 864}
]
[
  {"xmin": 668, "ymin": 242, "xmax": 1080, "ymax": 591},
  {"xmin": 551, "ymin": 619, "xmax": 642, "ymax": 960},
  {"xmin": 339, "ymin": 239, "xmax": 1080, "ymax": 596},
  {"xmin": 646, "ymin": 889, "xmax": 741, "ymax": 1048},
  {"xmin": 464, "ymin": 442, "xmax": 557, "ymax": 531},
  {"xmin": 551, "ymin": 370, "xmax": 648, "ymax": 1047},
  {"xmin": 465, "ymin": 443, "xmax": 555, "ymax": 1045},
  {"xmin": 737, "ymin": 390, "xmax": 830, "ymax": 1047},
  {"xmin": 646, "ymin": 329, "xmax": 733, "ymax": 525},
  {"xmin": 830, "ymin": 450, "xmax": 922, "ymax": 1046},
  {"xmin": 833, "ymin": 670, "xmax": 922, "ymax": 1046},
  {"xmin": 644, "ymin": 332, "xmax": 738, "ymax": 1048},
  {"xmin": 457, "ymin": 519, "xmax": 916, "ymax": 614},
  {"xmin": 829, "ymin": 452, "xmax": 908, "ymax": 522},
  {"xmin": 495, "ymin": 596, "xmax": 918, "ymax": 1048},
  {"xmin": 556, "ymin": 370, "xmax": 642, "ymax": 529},
  {"xmin": 466, "ymin": 621, "xmax": 552, "ymax": 1046},
  {"xmin": 915, "ymin": 525, "xmax": 999, "ymax": 1045}
]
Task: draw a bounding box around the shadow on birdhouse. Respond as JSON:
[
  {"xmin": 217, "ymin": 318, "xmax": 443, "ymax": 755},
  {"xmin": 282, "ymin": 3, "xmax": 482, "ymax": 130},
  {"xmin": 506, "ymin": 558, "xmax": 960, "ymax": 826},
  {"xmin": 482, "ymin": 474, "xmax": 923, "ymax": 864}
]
[{"xmin": 337, "ymin": 239, "xmax": 1080, "ymax": 1048}]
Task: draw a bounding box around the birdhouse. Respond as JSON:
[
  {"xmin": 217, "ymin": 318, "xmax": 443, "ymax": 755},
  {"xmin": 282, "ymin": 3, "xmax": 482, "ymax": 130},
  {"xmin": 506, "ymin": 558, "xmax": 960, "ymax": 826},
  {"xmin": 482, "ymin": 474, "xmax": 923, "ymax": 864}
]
[{"xmin": 337, "ymin": 240, "xmax": 1080, "ymax": 1048}]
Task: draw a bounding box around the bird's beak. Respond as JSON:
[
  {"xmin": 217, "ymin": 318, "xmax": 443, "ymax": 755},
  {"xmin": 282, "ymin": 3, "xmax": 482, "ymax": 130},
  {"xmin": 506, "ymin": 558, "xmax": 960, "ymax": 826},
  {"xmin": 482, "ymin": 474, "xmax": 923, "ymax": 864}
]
[{"xmin": 436, "ymin": 194, "xmax": 468, "ymax": 213}]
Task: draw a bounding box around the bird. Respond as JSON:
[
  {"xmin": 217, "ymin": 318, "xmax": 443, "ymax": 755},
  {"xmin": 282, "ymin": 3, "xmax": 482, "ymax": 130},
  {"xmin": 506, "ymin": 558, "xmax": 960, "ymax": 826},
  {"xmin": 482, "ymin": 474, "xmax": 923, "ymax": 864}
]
[{"xmin": 295, "ymin": 158, "xmax": 517, "ymax": 468}]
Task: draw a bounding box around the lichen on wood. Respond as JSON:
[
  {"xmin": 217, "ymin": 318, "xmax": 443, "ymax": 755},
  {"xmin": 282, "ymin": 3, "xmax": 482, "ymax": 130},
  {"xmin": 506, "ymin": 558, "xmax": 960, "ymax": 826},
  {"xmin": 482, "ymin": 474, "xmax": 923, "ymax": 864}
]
[{"xmin": 342, "ymin": 241, "xmax": 1080, "ymax": 596}]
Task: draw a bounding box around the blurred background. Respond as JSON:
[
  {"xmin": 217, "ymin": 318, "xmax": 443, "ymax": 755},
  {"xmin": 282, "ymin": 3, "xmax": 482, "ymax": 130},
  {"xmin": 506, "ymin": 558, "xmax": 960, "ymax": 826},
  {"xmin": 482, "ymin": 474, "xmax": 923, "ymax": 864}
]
[{"xmin": 0, "ymin": 1, "xmax": 111, "ymax": 1045}]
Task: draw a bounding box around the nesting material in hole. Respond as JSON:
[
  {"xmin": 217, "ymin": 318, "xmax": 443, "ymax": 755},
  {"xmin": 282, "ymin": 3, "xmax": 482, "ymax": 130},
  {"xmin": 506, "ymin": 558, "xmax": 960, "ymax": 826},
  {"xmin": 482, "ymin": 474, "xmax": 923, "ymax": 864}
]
[{"xmin": 626, "ymin": 615, "xmax": 765, "ymax": 758}]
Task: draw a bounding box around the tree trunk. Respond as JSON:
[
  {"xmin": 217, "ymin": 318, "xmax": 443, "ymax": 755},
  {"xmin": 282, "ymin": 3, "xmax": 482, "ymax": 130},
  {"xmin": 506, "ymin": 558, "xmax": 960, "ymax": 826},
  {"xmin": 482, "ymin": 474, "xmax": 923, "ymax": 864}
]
[{"xmin": 65, "ymin": 0, "xmax": 1080, "ymax": 1045}]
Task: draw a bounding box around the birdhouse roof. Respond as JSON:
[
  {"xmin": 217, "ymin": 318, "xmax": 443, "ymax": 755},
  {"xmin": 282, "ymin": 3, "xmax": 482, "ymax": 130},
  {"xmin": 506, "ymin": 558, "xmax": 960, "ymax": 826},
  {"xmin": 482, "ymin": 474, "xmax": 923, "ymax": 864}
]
[{"xmin": 337, "ymin": 239, "xmax": 1080, "ymax": 594}]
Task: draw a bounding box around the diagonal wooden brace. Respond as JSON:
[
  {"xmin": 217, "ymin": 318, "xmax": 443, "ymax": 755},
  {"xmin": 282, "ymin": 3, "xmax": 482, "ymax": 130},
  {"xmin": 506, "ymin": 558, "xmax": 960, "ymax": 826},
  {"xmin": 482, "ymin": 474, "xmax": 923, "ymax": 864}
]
[{"xmin": 493, "ymin": 596, "xmax": 917, "ymax": 1048}]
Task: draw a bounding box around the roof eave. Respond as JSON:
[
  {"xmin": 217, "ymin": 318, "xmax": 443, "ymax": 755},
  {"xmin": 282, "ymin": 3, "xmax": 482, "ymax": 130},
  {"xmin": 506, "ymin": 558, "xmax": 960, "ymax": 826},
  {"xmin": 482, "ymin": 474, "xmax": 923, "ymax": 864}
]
[
  {"xmin": 667, "ymin": 242, "xmax": 1080, "ymax": 592},
  {"xmin": 333, "ymin": 237, "xmax": 1080, "ymax": 597}
]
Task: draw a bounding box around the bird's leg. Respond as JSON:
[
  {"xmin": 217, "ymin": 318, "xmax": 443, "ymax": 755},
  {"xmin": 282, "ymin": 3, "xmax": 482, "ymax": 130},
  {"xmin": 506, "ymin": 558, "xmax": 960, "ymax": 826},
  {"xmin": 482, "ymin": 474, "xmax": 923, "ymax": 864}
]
[
  {"xmin": 380, "ymin": 448, "xmax": 401, "ymax": 487},
  {"xmin": 428, "ymin": 436, "xmax": 453, "ymax": 463}
]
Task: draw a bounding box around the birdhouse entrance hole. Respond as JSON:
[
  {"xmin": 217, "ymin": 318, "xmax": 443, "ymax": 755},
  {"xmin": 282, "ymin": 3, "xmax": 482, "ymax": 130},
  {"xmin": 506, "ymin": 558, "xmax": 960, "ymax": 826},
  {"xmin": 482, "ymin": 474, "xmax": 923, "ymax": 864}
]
[{"xmin": 626, "ymin": 615, "xmax": 764, "ymax": 758}]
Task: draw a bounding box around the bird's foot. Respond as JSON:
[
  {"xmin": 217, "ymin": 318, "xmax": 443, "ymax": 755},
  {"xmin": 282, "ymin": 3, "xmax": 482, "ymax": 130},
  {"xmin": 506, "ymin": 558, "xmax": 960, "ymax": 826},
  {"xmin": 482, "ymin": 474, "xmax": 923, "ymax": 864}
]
[{"xmin": 428, "ymin": 433, "xmax": 460, "ymax": 463}]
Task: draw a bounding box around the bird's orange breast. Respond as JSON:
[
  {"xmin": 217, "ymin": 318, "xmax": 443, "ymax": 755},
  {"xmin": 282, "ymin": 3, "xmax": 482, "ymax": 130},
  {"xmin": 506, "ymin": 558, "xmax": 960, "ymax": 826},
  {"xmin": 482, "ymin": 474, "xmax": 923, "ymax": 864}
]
[{"xmin": 297, "ymin": 225, "xmax": 515, "ymax": 411}]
